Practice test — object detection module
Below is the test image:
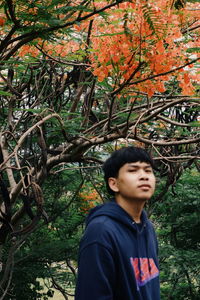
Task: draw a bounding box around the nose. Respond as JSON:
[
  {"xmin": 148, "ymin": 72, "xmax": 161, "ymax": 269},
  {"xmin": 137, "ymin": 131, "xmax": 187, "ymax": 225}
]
[{"xmin": 139, "ymin": 169, "xmax": 149, "ymax": 180}]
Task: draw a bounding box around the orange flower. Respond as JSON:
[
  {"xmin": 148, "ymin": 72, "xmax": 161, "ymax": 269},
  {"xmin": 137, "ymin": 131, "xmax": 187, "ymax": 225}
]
[{"xmin": 0, "ymin": 16, "xmax": 6, "ymax": 27}]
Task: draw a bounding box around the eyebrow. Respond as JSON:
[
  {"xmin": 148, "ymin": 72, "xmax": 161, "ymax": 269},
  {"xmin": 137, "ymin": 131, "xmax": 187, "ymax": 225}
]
[{"xmin": 127, "ymin": 163, "xmax": 152, "ymax": 168}]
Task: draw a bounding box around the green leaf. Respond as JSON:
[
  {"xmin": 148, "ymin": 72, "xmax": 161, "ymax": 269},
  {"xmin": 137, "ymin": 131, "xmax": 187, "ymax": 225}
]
[
  {"xmin": 0, "ymin": 90, "xmax": 12, "ymax": 96},
  {"xmin": 188, "ymin": 121, "xmax": 200, "ymax": 127},
  {"xmin": 13, "ymin": 108, "xmax": 43, "ymax": 113},
  {"xmin": 94, "ymin": 31, "xmax": 125, "ymax": 37},
  {"xmin": 186, "ymin": 47, "xmax": 200, "ymax": 53}
]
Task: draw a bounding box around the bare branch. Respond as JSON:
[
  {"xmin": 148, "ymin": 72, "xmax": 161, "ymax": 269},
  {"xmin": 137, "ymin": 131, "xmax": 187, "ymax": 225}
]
[
  {"xmin": 154, "ymin": 155, "xmax": 200, "ymax": 162},
  {"xmin": 0, "ymin": 135, "xmax": 16, "ymax": 190},
  {"xmin": 35, "ymin": 45, "xmax": 90, "ymax": 67},
  {"xmin": 5, "ymin": 0, "xmax": 20, "ymax": 26},
  {"xmin": 182, "ymin": 24, "xmax": 200, "ymax": 34},
  {"xmin": 136, "ymin": 135, "xmax": 200, "ymax": 146},
  {"xmin": 157, "ymin": 114, "xmax": 198, "ymax": 127},
  {"xmin": 1, "ymin": 1, "xmax": 124, "ymax": 61},
  {"xmin": 0, "ymin": 72, "xmax": 21, "ymax": 97},
  {"xmin": 128, "ymin": 58, "xmax": 200, "ymax": 86},
  {"xmin": 0, "ymin": 113, "xmax": 64, "ymax": 171},
  {"xmin": 110, "ymin": 61, "xmax": 145, "ymax": 96}
]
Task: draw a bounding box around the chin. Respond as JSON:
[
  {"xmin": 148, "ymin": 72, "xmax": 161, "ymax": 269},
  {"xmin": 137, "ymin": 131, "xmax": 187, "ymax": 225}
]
[{"xmin": 137, "ymin": 196, "xmax": 151, "ymax": 201}]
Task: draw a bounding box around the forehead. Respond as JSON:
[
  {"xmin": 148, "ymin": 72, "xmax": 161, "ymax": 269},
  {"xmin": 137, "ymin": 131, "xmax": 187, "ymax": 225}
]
[
  {"xmin": 123, "ymin": 162, "xmax": 152, "ymax": 168},
  {"xmin": 128, "ymin": 161, "xmax": 152, "ymax": 166}
]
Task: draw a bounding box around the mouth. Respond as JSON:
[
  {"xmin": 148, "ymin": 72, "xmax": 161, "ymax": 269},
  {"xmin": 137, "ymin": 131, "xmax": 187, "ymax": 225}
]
[{"xmin": 138, "ymin": 185, "xmax": 151, "ymax": 189}]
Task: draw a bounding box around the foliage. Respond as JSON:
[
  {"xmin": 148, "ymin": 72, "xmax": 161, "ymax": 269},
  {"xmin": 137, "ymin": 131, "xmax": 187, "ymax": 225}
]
[
  {"xmin": 2, "ymin": 170, "xmax": 86, "ymax": 299},
  {"xmin": 151, "ymin": 168, "xmax": 200, "ymax": 300},
  {"xmin": 0, "ymin": 0, "xmax": 199, "ymax": 298}
]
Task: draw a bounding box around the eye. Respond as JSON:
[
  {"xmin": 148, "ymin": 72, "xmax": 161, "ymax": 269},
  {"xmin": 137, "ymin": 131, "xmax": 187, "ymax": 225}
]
[
  {"xmin": 146, "ymin": 168, "xmax": 153, "ymax": 173},
  {"xmin": 128, "ymin": 169, "xmax": 137, "ymax": 172}
]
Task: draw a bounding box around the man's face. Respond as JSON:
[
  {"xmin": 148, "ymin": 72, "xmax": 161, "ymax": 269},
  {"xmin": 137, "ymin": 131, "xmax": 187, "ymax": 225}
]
[{"xmin": 108, "ymin": 161, "xmax": 156, "ymax": 201}]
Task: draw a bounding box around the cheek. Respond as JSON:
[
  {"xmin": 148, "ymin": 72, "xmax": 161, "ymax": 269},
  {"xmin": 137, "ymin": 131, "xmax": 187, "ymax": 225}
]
[
  {"xmin": 118, "ymin": 177, "xmax": 132, "ymax": 189},
  {"xmin": 151, "ymin": 176, "xmax": 156, "ymax": 190}
]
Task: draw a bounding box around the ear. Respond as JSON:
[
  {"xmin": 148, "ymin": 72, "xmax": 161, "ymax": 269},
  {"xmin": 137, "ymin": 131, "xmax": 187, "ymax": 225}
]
[{"xmin": 108, "ymin": 177, "xmax": 119, "ymax": 193}]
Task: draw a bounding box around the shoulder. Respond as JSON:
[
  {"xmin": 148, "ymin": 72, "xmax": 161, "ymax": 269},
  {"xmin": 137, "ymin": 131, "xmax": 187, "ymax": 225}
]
[
  {"xmin": 147, "ymin": 218, "xmax": 157, "ymax": 232},
  {"xmin": 146, "ymin": 219, "xmax": 158, "ymax": 249},
  {"xmin": 86, "ymin": 215, "xmax": 117, "ymax": 238},
  {"xmin": 80, "ymin": 216, "xmax": 117, "ymax": 251}
]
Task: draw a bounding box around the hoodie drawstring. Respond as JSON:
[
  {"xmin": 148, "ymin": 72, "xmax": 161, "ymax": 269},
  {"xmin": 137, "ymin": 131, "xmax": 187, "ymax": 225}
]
[
  {"xmin": 135, "ymin": 222, "xmax": 152, "ymax": 281},
  {"xmin": 134, "ymin": 222, "xmax": 143, "ymax": 283},
  {"xmin": 144, "ymin": 225, "xmax": 152, "ymax": 274}
]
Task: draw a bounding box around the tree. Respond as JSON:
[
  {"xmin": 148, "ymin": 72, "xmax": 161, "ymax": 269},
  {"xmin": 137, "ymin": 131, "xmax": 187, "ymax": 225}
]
[
  {"xmin": 152, "ymin": 168, "xmax": 200, "ymax": 299},
  {"xmin": 2, "ymin": 170, "xmax": 86, "ymax": 299},
  {"xmin": 0, "ymin": 0, "xmax": 199, "ymax": 297}
]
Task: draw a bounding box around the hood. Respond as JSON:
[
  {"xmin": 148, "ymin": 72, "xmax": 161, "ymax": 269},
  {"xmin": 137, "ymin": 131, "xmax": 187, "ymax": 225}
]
[
  {"xmin": 86, "ymin": 199, "xmax": 149, "ymax": 232},
  {"xmin": 84, "ymin": 199, "xmax": 156, "ymax": 280}
]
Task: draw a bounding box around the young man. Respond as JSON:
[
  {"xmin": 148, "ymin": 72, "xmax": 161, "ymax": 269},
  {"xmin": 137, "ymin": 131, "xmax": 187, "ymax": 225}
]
[{"xmin": 75, "ymin": 146, "xmax": 160, "ymax": 300}]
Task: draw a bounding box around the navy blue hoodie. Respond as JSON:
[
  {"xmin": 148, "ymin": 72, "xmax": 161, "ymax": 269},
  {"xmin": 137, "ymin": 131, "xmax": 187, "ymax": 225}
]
[{"xmin": 75, "ymin": 201, "xmax": 160, "ymax": 300}]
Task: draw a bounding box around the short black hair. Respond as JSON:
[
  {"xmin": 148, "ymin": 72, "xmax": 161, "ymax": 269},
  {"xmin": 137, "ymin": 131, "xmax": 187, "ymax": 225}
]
[{"xmin": 102, "ymin": 146, "xmax": 154, "ymax": 195}]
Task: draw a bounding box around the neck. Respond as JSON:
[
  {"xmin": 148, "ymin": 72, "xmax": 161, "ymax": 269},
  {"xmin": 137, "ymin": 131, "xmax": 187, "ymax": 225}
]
[{"xmin": 115, "ymin": 195, "xmax": 145, "ymax": 223}]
